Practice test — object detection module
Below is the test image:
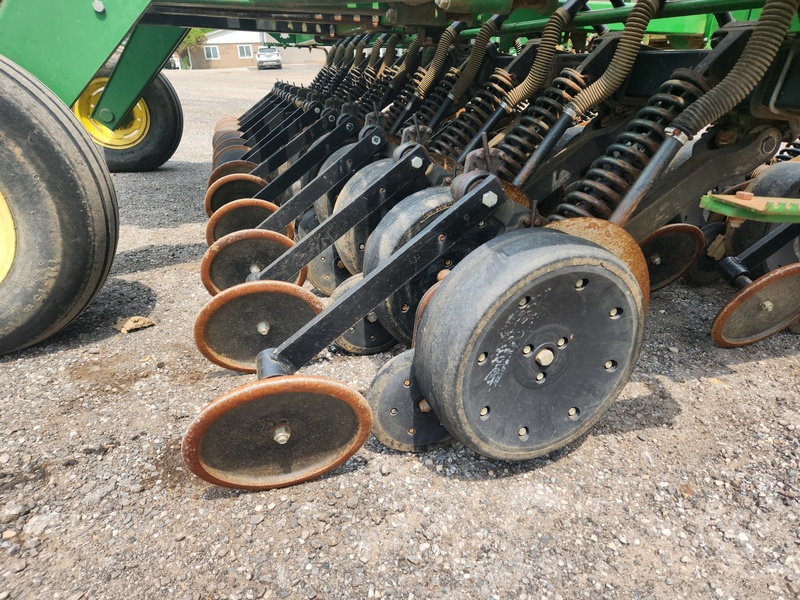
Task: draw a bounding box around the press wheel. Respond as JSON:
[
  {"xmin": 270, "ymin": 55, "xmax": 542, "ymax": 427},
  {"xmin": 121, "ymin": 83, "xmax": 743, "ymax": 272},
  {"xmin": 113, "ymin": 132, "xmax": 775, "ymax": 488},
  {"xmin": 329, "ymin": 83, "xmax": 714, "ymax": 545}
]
[
  {"xmin": 332, "ymin": 158, "xmax": 394, "ymax": 275},
  {"xmin": 295, "ymin": 208, "xmax": 318, "ymax": 242},
  {"xmin": 330, "ymin": 275, "xmax": 397, "ymax": 355},
  {"xmin": 639, "ymin": 223, "xmax": 704, "ymax": 291},
  {"xmin": 313, "ymin": 142, "xmax": 359, "ymax": 223},
  {"xmin": 182, "ymin": 375, "xmax": 372, "ymax": 490},
  {"xmin": 307, "ymin": 244, "xmax": 352, "ymax": 297},
  {"xmin": 200, "ymin": 229, "xmax": 304, "ymax": 295},
  {"xmin": 711, "ymin": 263, "xmax": 800, "ymax": 348},
  {"xmin": 414, "ymin": 229, "xmax": 644, "ymax": 461},
  {"xmin": 366, "ymin": 350, "xmax": 451, "ymax": 452},
  {"xmin": 207, "ymin": 160, "xmax": 258, "ymax": 189},
  {"xmin": 206, "ymin": 199, "xmax": 292, "ymax": 246},
  {"xmin": 363, "ymin": 187, "xmax": 502, "ymax": 346},
  {"xmin": 194, "ymin": 280, "xmax": 324, "ymax": 372},
  {"xmin": 205, "ymin": 173, "xmax": 268, "ymax": 217}
]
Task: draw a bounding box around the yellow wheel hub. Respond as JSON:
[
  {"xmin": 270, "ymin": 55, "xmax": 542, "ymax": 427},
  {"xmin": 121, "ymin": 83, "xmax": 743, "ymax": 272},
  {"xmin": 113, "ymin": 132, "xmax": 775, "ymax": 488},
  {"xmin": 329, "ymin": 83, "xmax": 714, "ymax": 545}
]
[
  {"xmin": 0, "ymin": 189, "xmax": 16, "ymax": 285},
  {"xmin": 72, "ymin": 77, "xmax": 151, "ymax": 150}
]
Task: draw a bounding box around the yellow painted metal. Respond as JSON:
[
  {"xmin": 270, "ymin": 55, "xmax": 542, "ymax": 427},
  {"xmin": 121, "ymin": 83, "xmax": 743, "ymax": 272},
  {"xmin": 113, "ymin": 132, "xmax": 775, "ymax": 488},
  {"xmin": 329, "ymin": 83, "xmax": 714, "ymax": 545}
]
[
  {"xmin": 0, "ymin": 190, "xmax": 16, "ymax": 285},
  {"xmin": 72, "ymin": 77, "xmax": 151, "ymax": 150}
]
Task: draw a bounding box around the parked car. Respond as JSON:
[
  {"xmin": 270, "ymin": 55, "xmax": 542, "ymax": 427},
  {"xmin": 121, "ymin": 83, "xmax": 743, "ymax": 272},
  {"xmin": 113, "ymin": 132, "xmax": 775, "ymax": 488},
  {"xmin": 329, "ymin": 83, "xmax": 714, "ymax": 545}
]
[{"xmin": 256, "ymin": 47, "xmax": 282, "ymax": 70}]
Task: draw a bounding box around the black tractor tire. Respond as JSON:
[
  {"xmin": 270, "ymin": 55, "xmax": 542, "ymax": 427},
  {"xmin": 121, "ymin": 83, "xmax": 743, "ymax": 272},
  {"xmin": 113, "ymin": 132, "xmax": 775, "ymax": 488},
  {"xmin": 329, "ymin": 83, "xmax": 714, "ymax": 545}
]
[
  {"xmin": 0, "ymin": 54, "xmax": 118, "ymax": 355},
  {"xmin": 75, "ymin": 64, "xmax": 183, "ymax": 172}
]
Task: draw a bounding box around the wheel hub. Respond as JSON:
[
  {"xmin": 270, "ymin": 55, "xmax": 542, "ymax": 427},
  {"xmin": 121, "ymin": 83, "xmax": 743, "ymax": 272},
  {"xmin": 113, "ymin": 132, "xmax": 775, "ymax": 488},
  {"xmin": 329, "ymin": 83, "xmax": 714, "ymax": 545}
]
[
  {"xmin": 0, "ymin": 189, "xmax": 16, "ymax": 284},
  {"xmin": 72, "ymin": 77, "xmax": 151, "ymax": 150}
]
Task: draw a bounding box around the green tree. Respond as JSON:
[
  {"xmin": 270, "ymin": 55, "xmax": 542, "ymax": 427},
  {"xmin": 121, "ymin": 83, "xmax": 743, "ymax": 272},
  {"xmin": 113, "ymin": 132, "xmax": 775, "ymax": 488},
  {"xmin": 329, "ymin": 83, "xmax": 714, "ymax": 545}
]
[{"xmin": 177, "ymin": 28, "xmax": 213, "ymax": 68}]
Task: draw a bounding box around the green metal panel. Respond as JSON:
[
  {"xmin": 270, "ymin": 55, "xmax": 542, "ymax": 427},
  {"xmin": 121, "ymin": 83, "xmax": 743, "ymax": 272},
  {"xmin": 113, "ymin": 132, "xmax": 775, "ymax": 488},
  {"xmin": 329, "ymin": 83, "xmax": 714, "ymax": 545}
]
[
  {"xmin": 463, "ymin": 0, "xmax": 769, "ymax": 37},
  {"xmin": 92, "ymin": 24, "xmax": 187, "ymax": 129},
  {"xmin": 0, "ymin": 0, "xmax": 152, "ymax": 106}
]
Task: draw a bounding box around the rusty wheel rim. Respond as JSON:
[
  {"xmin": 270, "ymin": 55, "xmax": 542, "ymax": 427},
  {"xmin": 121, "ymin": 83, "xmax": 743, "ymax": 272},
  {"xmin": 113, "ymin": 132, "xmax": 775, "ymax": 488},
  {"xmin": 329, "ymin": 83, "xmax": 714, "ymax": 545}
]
[
  {"xmin": 206, "ymin": 199, "xmax": 291, "ymax": 246},
  {"xmin": 194, "ymin": 280, "xmax": 324, "ymax": 372},
  {"xmin": 211, "ymin": 145, "xmax": 252, "ymax": 172},
  {"xmin": 182, "ymin": 375, "xmax": 372, "ymax": 490},
  {"xmin": 711, "ymin": 262, "xmax": 800, "ymax": 348},
  {"xmin": 200, "ymin": 229, "xmax": 304, "ymax": 295},
  {"xmin": 214, "ymin": 116, "xmax": 240, "ymax": 132},
  {"xmin": 546, "ymin": 217, "xmax": 651, "ymax": 311},
  {"xmin": 207, "ymin": 160, "xmax": 259, "ymax": 189},
  {"xmin": 639, "ymin": 223, "xmax": 704, "ymax": 292},
  {"xmin": 212, "ymin": 130, "xmax": 245, "ymax": 151},
  {"xmin": 204, "ymin": 173, "xmax": 268, "ymax": 217}
]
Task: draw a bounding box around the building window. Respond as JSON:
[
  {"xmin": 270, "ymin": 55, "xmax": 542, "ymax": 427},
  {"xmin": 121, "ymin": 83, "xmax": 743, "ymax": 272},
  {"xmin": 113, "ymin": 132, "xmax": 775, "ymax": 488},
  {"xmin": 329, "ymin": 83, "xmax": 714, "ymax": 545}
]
[
  {"xmin": 204, "ymin": 46, "xmax": 220, "ymax": 60},
  {"xmin": 237, "ymin": 45, "xmax": 253, "ymax": 59}
]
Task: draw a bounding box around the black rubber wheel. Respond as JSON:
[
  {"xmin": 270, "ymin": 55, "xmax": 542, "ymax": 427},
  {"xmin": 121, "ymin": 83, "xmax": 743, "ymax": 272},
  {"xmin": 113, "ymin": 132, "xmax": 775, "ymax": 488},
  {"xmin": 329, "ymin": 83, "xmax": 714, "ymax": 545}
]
[
  {"xmin": 414, "ymin": 229, "xmax": 645, "ymax": 461},
  {"xmin": 363, "ymin": 186, "xmax": 503, "ymax": 347},
  {"xmin": 0, "ymin": 55, "xmax": 118, "ymax": 355},
  {"xmin": 72, "ymin": 64, "xmax": 183, "ymax": 172}
]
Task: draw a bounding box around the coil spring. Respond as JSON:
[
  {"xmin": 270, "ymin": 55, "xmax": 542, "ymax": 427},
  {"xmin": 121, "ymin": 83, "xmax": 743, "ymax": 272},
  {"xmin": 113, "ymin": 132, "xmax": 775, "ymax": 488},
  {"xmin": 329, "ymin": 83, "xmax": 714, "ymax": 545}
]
[
  {"xmin": 427, "ymin": 68, "xmax": 515, "ymax": 159},
  {"xmin": 331, "ymin": 68, "xmax": 365, "ymax": 108},
  {"xmin": 553, "ymin": 72, "xmax": 706, "ymax": 221},
  {"xmin": 514, "ymin": 39, "xmax": 524, "ymax": 55},
  {"xmin": 495, "ymin": 68, "xmax": 586, "ymax": 181},
  {"xmin": 353, "ymin": 65, "xmax": 399, "ymax": 120},
  {"xmin": 776, "ymin": 139, "xmax": 800, "ymax": 161},
  {"xmin": 385, "ymin": 68, "xmax": 427, "ymax": 129},
  {"xmin": 409, "ymin": 67, "xmax": 459, "ymax": 128}
]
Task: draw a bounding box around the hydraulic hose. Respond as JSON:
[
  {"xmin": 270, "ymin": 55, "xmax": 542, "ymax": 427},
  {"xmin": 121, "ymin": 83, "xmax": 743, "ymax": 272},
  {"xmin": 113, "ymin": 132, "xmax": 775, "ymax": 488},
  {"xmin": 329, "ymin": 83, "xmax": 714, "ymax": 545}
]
[
  {"xmin": 367, "ymin": 34, "xmax": 388, "ymax": 70},
  {"xmin": 513, "ymin": 0, "xmax": 663, "ymax": 186},
  {"xmin": 449, "ymin": 15, "xmax": 506, "ymax": 103},
  {"xmin": 390, "ymin": 34, "xmax": 422, "ymax": 92},
  {"xmin": 416, "ymin": 22, "xmax": 467, "ymax": 100},
  {"xmin": 457, "ymin": 0, "xmax": 586, "ymax": 160},
  {"xmin": 377, "ymin": 34, "xmax": 400, "ymax": 78},
  {"xmin": 610, "ymin": 0, "xmax": 799, "ymax": 227}
]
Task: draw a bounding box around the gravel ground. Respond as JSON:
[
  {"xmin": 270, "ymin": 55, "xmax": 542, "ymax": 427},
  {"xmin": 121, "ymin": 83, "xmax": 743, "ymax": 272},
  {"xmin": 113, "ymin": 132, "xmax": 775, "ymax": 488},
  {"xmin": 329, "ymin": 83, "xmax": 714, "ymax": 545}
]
[{"xmin": 1, "ymin": 66, "xmax": 799, "ymax": 600}]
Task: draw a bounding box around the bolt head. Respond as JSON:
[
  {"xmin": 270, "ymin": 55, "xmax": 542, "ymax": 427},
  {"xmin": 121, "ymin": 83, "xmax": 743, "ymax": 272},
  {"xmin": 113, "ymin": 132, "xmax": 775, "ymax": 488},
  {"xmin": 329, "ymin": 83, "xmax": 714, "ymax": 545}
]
[
  {"xmin": 273, "ymin": 426, "xmax": 291, "ymax": 445},
  {"xmin": 97, "ymin": 107, "xmax": 115, "ymax": 123},
  {"xmin": 534, "ymin": 348, "xmax": 555, "ymax": 367},
  {"xmin": 371, "ymin": 135, "xmax": 381, "ymax": 146},
  {"xmin": 759, "ymin": 300, "xmax": 774, "ymax": 312},
  {"xmin": 410, "ymin": 156, "xmax": 423, "ymax": 169},
  {"xmin": 481, "ymin": 191, "xmax": 498, "ymax": 208}
]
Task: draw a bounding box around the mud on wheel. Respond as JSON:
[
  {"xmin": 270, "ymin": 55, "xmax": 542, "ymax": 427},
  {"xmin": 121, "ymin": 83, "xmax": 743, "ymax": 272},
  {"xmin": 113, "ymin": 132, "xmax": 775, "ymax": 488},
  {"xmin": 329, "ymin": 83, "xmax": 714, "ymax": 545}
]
[
  {"xmin": 72, "ymin": 63, "xmax": 183, "ymax": 172},
  {"xmin": 0, "ymin": 54, "xmax": 118, "ymax": 355}
]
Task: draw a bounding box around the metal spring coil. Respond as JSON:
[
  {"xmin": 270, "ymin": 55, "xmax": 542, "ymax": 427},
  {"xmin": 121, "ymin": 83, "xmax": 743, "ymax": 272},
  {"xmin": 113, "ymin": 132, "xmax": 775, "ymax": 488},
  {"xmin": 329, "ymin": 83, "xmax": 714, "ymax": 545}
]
[
  {"xmin": 353, "ymin": 66, "xmax": 398, "ymax": 120},
  {"xmin": 408, "ymin": 67, "xmax": 459, "ymax": 128},
  {"xmin": 384, "ymin": 68, "xmax": 427, "ymax": 129},
  {"xmin": 495, "ymin": 68, "xmax": 586, "ymax": 181},
  {"xmin": 427, "ymin": 68, "xmax": 515, "ymax": 159},
  {"xmin": 331, "ymin": 67, "xmax": 364, "ymax": 107},
  {"xmin": 553, "ymin": 73, "xmax": 706, "ymax": 220},
  {"xmin": 776, "ymin": 139, "xmax": 800, "ymax": 161}
]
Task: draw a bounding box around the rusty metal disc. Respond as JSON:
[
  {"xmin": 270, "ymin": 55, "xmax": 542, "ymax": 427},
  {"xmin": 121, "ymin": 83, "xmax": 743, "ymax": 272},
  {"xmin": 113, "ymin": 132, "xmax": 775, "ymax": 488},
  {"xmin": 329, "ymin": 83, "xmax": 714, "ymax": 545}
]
[
  {"xmin": 330, "ymin": 275, "xmax": 397, "ymax": 355},
  {"xmin": 200, "ymin": 229, "xmax": 304, "ymax": 295},
  {"xmin": 306, "ymin": 244, "xmax": 352, "ymax": 297},
  {"xmin": 366, "ymin": 350, "xmax": 451, "ymax": 453},
  {"xmin": 212, "ymin": 130, "xmax": 246, "ymax": 152},
  {"xmin": 683, "ymin": 222, "xmax": 727, "ymax": 287},
  {"xmin": 711, "ymin": 262, "xmax": 800, "ymax": 348},
  {"xmin": 639, "ymin": 223, "xmax": 704, "ymax": 292},
  {"xmin": 204, "ymin": 173, "xmax": 268, "ymax": 216},
  {"xmin": 194, "ymin": 280, "xmax": 324, "ymax": 372},
  {"xmin": 182, "ymin": 375, "xmax": 372, "ymax": 490},
  {"xmin": 411, "ymin": 280, "xmax": 442, "ymax": 347},
  {"xmin": 211, "ymin": 145, "xmax": 250, "ymax": 172},
  {"xmin": 207, "ymin": 160, "xmax": 259, "ymax": 189},
  {"xmin": 213, "ymin": 116, "xmax": 240, "ymax": 133},
  {"xmin": 545, "ymin": 217, "xmax": 651, "ymax": 310},
  {"xmin": 206, "ymin": 199, "xmax": 291, "ymax": 246}
]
